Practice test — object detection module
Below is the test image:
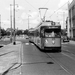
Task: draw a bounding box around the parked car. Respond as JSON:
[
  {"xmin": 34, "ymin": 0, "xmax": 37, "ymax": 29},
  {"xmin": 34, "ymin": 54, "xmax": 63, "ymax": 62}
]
[{"xmin": 63, "ymin": 36, "xmax": 69, "ymax": 42}]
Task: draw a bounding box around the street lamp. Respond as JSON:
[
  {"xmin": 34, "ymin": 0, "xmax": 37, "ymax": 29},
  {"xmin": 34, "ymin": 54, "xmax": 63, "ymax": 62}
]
[
  {"xmin": 28, "ymin": 15, "xmax": 30, "ymax": 29},
  {"xmin": 13, "ymin": 0, "xmax": 16, "ymax": 45},
  {"xmin": 10, "ymin": 4, "xmax": 12, "ymax": 42},
  {"xmin": 63, "ymin": 12, "xmax": 66, "ymax": 29},
  {"xmin": 28, "ymin": 10, "xmax": 31, "ymax": 30}
]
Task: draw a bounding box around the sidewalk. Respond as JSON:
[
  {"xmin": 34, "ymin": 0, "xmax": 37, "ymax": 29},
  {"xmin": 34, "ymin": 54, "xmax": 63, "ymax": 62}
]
[{"xmin": 0, "ymin": 41, "xmax": 22, "ymax": 75}]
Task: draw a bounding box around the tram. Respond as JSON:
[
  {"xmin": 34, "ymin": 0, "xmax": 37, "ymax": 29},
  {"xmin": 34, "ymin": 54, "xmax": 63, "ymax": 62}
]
[{"xmin": 29, "ymin": 20, "xmax": 61, "ymax": 52}]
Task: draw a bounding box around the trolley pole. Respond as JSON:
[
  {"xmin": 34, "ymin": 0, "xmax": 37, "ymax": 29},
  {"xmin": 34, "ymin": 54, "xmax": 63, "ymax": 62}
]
[
  {"xmin": 13, "ymin": 0, "xmax": 16, "ymax": 45},
  {"xmin": 39, "ymin": 8, "xmax": 48, "ymax": 22},
  {"xmin": 10, "ymin": 4, "xmax": 12, "ymax": 42}
]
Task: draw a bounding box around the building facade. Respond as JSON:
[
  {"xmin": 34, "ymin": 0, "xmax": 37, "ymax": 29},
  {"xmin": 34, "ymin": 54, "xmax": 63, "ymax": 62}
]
[{"xmin": 69, "ymin": 0, "xmax": 75, "ymax": 39}]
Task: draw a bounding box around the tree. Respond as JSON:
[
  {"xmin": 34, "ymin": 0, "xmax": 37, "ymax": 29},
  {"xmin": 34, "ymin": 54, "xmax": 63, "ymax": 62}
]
[
  {"xmin": 24, "ymin": 29, "xmax": 28, "ymax": 35},
  {"xmin": 16, "ymin": 30, "xmax": 22, "ymax": 35},
  {"xmin": 1, "ymin": 29, "xmax": 7, "ymax": 36}
]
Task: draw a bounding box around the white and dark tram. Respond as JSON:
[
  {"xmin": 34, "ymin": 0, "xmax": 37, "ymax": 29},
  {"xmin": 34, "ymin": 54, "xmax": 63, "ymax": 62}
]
[{"xmin": 28, "ymin": 20, "xmax": 61, "ymax": 52}]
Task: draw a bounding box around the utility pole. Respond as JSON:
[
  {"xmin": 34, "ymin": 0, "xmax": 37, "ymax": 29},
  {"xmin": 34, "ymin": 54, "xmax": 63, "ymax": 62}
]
[
  {"xmin": 28, "ymin": 15, "xmax": 29, "ymax": 30},
  {"xmin": 28, "ymin": 10, "xmax": 31, "ymax": 30},
  {"xmin": 67, "ymin": 1, "xmax": 70, "ymax": 38},
  {"xmin": 0, "ymin": 15, "xmax": 1, "ymax": 39},
  {"xmin": 28, "ymin": 15, "xmax": 31, "ymax": 29},
  {"xmin": 13, "ymin": 0, "xmax": 16, "ymax": 45},
  {"xmin": 63, "ymin": 12, "xmax": 65, "ymax": 29},
  {"xmin": 57, "ymin": 12, "xmax": 59, "ymax": 22},
  {"xmin": 10, "ymin": 4, "xmax": 12, "ymax": 42}
]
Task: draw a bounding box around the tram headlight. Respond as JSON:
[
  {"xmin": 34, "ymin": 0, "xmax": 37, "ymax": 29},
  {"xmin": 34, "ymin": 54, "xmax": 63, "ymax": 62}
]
[
  {"xmin": 52, "ymin": 40, "xmax": 55, "ymax": 44},
  {"xmin": 45, "ymin": 39, "xmax": 48, "ymax": 44}
]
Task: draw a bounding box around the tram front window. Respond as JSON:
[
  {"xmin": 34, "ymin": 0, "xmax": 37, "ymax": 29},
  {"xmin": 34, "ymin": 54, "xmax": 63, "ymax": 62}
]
[{"xmin": 45, "ymin": 29, "xmax": 61, "ymax": 37}]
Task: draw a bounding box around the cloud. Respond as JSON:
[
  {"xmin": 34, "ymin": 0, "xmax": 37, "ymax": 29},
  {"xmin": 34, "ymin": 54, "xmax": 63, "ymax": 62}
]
[
  {"xmin": 21, "ymin": 11, "xmax": 41, "ymax": 29},
  {"xmin": 21, "ymin": 11, "xmax": 39, "ymax": 20},
  {"xmin": 56, "ymin": 0, "xmax": 73, "ymax": 29},
  {"xmin": 29, "ymin": 12, "xmax": 39, "ymax": 19},
  {"xmin": 21, "ymin": 12, "xmax": 28, "ymax": 20},
  {"xmin": 58, "ymin": 0, "xmax": 73, "ymax": 8},
  {"xmin": 2, "ymin": 20, "xmax": 10, "ymax": 24},
  {"xmin": 21, "ymin": 11, "xmax": 41, "ymax": 24},
  {"xmin": 16, "ymin": 5, "xmax": 25, "ymax": 10},
  {"xmin": 1, "ymin": 20, "xmax": 10, "ymax": 29},
  {"xmin": 30, "ymin": 19, "xmax": 40, "ymax": 24},
  {"xmin": 58, "ymin": 0, "xmax": 68, "ymax": 8},
  {"xmin": 5, "ymin": 5, "xmax": 24, "ymax": 11}
]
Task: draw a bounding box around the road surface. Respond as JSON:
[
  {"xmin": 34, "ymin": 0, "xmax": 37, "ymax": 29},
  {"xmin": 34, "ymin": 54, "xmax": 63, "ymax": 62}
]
[{"xmin": 5, "ymin": 36, "xmax": 75, "ymax": 75}]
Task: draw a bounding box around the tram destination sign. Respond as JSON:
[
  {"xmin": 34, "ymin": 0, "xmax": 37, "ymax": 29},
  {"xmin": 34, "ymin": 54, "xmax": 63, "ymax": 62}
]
[{"xmin": 49, "ymin": 26, "xmax": 61, "ymax": 29}]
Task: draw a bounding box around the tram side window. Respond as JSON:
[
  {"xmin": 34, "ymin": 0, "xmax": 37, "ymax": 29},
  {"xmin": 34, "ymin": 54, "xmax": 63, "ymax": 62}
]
[
  {"xmin": 40, "ymin": 30, "xmax": 44, "ymax": 37},
  {"xmin": 54, "ymin": 29, "xmax": 61, "ymax": 37},
  {"xmin": 34, "ymin": 30, "xmax": 40, "ymax": 37},
  {"xmin": 37, "ymin": 31, "xmax": 40, "ymax": 36}
]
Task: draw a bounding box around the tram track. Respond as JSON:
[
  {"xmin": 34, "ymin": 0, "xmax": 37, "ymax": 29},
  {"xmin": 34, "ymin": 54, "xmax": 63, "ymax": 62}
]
[
  {"xmin": 25, "ymin": 41, "xmax": 75, "ymax": 75},
  {"xmin": 62, "ymin": 47, "xmax": 75, "ymax": 61},
  {"xmin": 45, "ymin": 53, "xmax": 74, "ymax": 75},
  {"xmin": 62, "ymin": 52, "xmax": 75, "ymax": 61}
]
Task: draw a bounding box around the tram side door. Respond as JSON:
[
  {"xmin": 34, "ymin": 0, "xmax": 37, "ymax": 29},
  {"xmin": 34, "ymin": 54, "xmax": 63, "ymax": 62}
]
[
  {"xmin": 41, "ymin": 37, "xmax": 45, "ymax": 49},
  {"xmin": 40, "ymin": 28, "xmax": 45, "ymax": 49}
]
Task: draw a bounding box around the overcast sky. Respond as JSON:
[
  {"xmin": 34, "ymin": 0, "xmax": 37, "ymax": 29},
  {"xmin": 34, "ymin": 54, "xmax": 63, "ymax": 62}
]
[{"xmin": 0, "ymin": 0, "xmax": 73, "ymax": 30}]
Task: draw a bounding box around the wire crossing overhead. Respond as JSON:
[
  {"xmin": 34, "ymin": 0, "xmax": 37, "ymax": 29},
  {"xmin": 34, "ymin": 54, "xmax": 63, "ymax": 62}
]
[
  {"xmin": 42, "ymin": 0, "xmax": 50, "ymax": 7},
  {"xmin": 49, "ymin": 1, "xmax": 69, "ymax": 18},
  {"xmin": 24, "ymin": 0, "xmax": 38, "ymax": 10}
]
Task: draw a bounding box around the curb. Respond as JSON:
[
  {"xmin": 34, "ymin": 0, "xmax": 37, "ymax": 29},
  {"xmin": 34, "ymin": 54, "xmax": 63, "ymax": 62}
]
[{"xmin": 1, "ymin": 63, "xmax": 22, "ymax": 75}]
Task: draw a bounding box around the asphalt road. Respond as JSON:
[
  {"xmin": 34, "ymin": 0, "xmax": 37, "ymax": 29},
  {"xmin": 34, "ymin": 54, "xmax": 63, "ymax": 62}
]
[
  {"xmin": 4, "ymin": 36, "xmax": 75, "ymax": 75},
  {"xmin": 17, "ymin": 39, "xmax": 75, "ymax": 75}
]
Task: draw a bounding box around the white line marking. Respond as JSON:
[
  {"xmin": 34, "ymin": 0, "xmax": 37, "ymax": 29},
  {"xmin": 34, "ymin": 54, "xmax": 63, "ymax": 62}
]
[
  {"xmin": 60, "ymin": 65, "xmax": 71, "ymax": 74},
  {"xmin": 47, "ymin": 54, "xmax": 72, "ymax": 75},
  {"xmin": 62, "ymin": 49, "xmax": 70, "ymax": 52},
  {"xmin": 62, "ymin": 43, "xmax": 68, "ymax": 44},
  {"xmin": 20, "ymin": 72, "xmax": 22, "ymax": 74},
  {"xmin": 25, "ymin": 43, "xmax": 29, "ymax": 45}
]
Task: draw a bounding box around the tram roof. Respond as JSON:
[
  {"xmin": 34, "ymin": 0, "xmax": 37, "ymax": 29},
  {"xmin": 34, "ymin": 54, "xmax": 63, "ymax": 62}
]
[{"xmin": 29, "ymin": 21, "xmax": 61, "ymax": 31}]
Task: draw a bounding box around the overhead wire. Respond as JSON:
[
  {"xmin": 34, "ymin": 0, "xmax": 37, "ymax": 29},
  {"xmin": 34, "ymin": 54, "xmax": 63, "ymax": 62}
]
[
  {"xmin": 24, "ymin": 0, "xmax": 69, "ymax": 22},
  {"xmin": 24, "ymin": 0, "xmax": 42, "ymax": 20},
  {"xmin": 49, "ymin": 1, "xmax": 68, "ymax": 18},
  {"xmin": 24, "ymin": 0, "xmax": 38, "ymax": 11},
  {"xmin": 38, "ymin": 0, "xmax": 50, "ymax": 20},
  {"xmin": 43, "ymin": 0, "xmax": 50, "ymax": 7}
]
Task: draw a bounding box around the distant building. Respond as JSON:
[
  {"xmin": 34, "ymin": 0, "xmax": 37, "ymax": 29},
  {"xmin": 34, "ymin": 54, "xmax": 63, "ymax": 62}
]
[
  {"xmin": 6, "ymin": 28, "xmax": 17, "ymax": 33},
  {"xmin": 69, "ymin": 0, "xmax": 75, "ymax": 39},
  {"xmin": 6, "ymin": 28, "xmax": 13, "ymax": 32}
]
